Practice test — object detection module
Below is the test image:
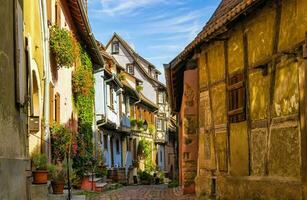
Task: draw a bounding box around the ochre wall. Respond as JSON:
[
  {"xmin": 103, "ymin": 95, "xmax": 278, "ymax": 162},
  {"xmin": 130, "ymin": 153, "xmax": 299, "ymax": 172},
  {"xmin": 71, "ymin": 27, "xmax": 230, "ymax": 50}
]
[
  {"xmin": 195, "ymin": 0, "xmax": 307, "ymax": 199},
  {"xmin": 24, "ymin": 0, "xmax": 45, "ymax": 155}
]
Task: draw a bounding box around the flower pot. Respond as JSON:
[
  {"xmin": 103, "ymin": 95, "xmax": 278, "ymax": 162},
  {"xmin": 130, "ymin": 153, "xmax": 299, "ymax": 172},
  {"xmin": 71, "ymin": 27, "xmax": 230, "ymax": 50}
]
[
  {"xmin": 32, "ymin": 170, "xmax": 48, "ymax": 184},
  {"xmin": 51, "ymin": 180, "xmax": 65, "ymax": 194}
]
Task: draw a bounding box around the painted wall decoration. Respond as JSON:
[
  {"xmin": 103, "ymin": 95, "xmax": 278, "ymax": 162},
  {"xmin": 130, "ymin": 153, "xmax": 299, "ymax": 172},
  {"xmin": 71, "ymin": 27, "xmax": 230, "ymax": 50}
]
[{"xmin": 184, "ymin": 83, "xmax": 195, "ymax": 107}]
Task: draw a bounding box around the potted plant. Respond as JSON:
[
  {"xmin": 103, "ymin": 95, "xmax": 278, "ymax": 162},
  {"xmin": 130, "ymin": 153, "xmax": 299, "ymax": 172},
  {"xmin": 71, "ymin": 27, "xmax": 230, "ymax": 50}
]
[
  {"xmin": 137, "ymin": 120, "xmax": 144, "ymax": 129},
  {"xmin": 48, "ymin": 163, "xmax": 66, "ymax": 194},
  {"xmin": 138, "ymin": 170, "xmax": 152, "ymax": 185},
  {"xmin": 130, "ymin": 118, "xmax": 137, "ymax": 129},
  {"xmin": 32, "ymin": 154, "xmax": 48, "ymax": 184}
]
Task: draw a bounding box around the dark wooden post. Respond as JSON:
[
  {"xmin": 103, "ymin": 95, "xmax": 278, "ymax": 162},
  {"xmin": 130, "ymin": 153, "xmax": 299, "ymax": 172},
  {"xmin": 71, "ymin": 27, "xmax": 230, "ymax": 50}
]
[{"xmin": 301, "ymin": 31, "xmax": 307, "ymax": 199}]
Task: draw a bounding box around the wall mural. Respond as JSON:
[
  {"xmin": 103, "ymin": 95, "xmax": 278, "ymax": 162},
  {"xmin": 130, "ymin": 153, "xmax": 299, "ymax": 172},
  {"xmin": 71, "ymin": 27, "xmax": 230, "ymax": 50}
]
[
  {"xmin": 184, "ymin": 83, "xmax": 195, "ymax": 107},
  {"xmin": 184, "ymin": 115, "xmax": 198, "ymax": 135}
]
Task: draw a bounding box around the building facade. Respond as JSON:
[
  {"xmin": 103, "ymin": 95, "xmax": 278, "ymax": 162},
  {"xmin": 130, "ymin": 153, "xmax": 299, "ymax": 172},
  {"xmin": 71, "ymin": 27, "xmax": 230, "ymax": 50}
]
[
  {"xmin": 94, "ymin": 33, "xmax": 172, "ymax": 179},
  {"xmin": 0, "ymin": 0, "xmax": 29, "ymax": 199},
  {"xmin": 166, "ymin": 0, "xmax": 307, "ymax": 199}
]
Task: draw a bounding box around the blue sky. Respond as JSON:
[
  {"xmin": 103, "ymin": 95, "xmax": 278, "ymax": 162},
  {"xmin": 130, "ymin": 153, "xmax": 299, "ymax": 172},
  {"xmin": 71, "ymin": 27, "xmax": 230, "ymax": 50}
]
[{"xmin": 88, "ymin": 0, "xmax": 221, "ymax": 82}]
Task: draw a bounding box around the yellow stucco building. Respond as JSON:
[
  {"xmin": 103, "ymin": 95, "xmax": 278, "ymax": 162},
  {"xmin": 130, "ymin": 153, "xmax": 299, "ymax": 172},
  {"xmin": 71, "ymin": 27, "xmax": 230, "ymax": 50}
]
[
  {"xmin": 24, "ymin": 0, "xmax": 46, "ymax": 155},
  {"xmin": 166, "ymin": 0, "xmax": 307, "ymax": 199}
]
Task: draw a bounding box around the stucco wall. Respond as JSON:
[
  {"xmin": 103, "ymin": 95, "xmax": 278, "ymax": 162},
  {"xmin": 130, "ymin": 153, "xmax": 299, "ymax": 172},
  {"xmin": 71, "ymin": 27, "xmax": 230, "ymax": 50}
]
[
  {"xmin": 0, "ymin": 0, "xmax": 29, "ymax": 199},
  {"xmin": 195, "ymin": 0, "xmax": 307, "ymax": 199}
]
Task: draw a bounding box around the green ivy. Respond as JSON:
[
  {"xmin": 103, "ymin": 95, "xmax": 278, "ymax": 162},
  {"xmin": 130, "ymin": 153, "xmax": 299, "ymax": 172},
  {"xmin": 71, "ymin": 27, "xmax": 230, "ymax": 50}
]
[
  {"xmin": 50, "ymin": 25, "xmax": 75, "ymax": 68},
  {"xmin": 137, "ymin": 138, "xmax": 151, "ymax": 160},
  {"xmin": 72, "ymin": 46, "xmax": 95, "ymax": 179}
]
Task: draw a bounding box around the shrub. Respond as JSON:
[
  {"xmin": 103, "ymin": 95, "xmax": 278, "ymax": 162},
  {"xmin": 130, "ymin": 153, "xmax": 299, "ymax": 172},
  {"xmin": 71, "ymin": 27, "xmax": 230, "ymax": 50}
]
[
  {"xmin": 32, "ymin": 154, "xmax": 48, "ymax": 170},
  {"xmin": 49, "ymin": 25, "xmax": 75, "ymax": 68},
  {"xmin": 51, "ymin": 123, "xmax": 72, "ymax": 162},
  {"xmin": 48, "ymin": 163, "xmax": 66, "ymax": 181},
  {"xmin": 138, "ymin": 170, "xmax": 153, "ymax": 181},
  {"xmin": 137, "ymin": 120, "xmax": 144, "ymax": 129},
  {"xmin": 130, "ymin": 118, "xmax": 137, "ymax": 128}
]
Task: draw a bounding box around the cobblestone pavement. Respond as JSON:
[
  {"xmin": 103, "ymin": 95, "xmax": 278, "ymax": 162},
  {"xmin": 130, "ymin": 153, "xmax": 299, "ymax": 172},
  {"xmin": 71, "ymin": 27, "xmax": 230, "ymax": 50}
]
[{"xmin": 92, "ymin": 185, "xmax": 196, "ymax": 200}]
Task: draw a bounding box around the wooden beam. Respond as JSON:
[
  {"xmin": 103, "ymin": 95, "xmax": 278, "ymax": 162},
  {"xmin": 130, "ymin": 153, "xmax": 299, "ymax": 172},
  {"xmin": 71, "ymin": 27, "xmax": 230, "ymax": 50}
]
[{"xmin": 265, "ymin": 0, "xmax": 281, "ymax": 176}]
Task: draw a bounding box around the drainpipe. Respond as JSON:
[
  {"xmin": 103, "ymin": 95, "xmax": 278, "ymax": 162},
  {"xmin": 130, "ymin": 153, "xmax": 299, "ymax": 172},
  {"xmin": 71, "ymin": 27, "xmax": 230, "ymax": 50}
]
[{"xmin": 40, "ymin": 0, "xmax": 51, "ymax": 159}]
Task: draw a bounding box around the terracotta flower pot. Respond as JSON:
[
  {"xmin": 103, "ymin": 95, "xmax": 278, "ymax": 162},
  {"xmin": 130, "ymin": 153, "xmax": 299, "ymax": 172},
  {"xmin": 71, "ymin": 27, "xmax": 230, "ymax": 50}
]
[
  {"xmin": 51, "ymin": 180, "xmax": 65, "ymax": 194},
  {"xmin": 32, "ymin": 170, "xmax": 48, "ymax": 184}
]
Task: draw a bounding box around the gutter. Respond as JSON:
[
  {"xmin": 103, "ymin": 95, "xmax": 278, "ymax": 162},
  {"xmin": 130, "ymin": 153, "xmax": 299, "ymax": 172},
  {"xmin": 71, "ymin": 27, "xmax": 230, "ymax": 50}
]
[{"xmin": 40, "ymin": 0, "xmax": 51, "ymax": 160}]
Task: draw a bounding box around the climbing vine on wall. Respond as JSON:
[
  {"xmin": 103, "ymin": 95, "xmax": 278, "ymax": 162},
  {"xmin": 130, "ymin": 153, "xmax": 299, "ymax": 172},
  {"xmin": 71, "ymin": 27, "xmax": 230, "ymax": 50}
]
[
  {"xmin": 50, "ymin": 25, "xmax": 77, "ymax": 68},
  {"xmin": 72, "ymin": 46, "xmax": 95, "ymax": 178},
  {"xmin": 137, "ymin": 138, "xmax": 155, "ymax": 171}
]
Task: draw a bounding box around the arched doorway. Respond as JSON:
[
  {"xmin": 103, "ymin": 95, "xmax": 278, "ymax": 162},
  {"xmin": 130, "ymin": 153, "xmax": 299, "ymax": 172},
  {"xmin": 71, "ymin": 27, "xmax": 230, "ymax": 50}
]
[{"xmin": 28, "ymin": 67, "xmax": 42, "ymax": 155}]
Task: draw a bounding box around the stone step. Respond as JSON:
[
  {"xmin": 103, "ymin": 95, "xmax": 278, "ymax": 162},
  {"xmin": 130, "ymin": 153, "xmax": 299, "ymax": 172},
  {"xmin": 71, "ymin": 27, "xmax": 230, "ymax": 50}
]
[
  {"xmin": 88, "ymin": 177, "xmax": 102, "ymax": 182},
  {"xmin": 95, "ymin": 182, "xmax": 107, "ymax": 188}
]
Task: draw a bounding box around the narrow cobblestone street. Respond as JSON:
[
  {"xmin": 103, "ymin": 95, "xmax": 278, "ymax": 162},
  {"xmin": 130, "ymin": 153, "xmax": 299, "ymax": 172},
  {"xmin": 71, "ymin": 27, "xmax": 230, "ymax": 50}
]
[{"xmin": 91, "ymin": 185, "xmax": 196, "ymax": 200}]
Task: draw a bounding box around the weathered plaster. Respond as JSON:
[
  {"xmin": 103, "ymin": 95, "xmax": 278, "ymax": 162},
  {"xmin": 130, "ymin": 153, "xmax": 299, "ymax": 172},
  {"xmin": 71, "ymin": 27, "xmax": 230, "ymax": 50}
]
[
  {"xmin": 246, "ymin": 2, "xmax": 275, "ymax": 66},
  {"xmin": 211, "ymin": 83, "xmax": 226, "ymax": 125},
  {"xmin": 273, "ymin": 57, "xmax": 299, "ymax": 117},
  {"xmin": 279, "ymin": 0, "xmax": 307, "ymax": 51},
  {"xmin": 249, "ymin": 69, "xmax": 270, "ymax": 120},
  {"xmin": 269, "ymin": 125, "xmax": 300, "ymax": 178},
  {"xmin": 230, "ymin": 122, "xmax": 249, "ymax": 176},
  {"xmin": 228, "ymin": 25, "xmax": 244, "ymax": 74},
  {"xmin": 207, "ymin": 42, "xmax": 225, "ymax": 82},
  {"xmin": 251, "ymin": 128, "xmax": 267, "ymax": 176}
]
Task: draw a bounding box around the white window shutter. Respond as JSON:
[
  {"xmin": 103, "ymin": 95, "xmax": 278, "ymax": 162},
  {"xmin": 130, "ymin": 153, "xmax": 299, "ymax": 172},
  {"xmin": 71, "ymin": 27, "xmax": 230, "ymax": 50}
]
[
  {"xmin": 107, "ymin": 85, "xmax": 110, "ymax": 106},
  {"xmin": 15, "ymin": 1, "xmax": 26, "ymax": 105}
]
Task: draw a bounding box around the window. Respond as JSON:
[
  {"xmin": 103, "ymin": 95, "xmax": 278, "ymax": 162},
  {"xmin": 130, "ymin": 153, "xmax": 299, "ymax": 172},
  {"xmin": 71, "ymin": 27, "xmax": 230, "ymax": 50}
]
[
  {"xmin": 157, "ymin": 119, "xmax": 164, "ymax": 131},
  {"xmin": 158, "ymin": 92, "xmax": 165, "ymax": 104},
  {"xmin": 55, "ymin": 93, "xmax": 60, "ymax": 123},
  {"xmin": 112, "ymin": 41, "xmax": 119, "ymax": 54},
  {"xmin": 228, "ymin": 73, "xmax": 246, "ymax": 123},
  {"xmin": 116, "ymin": 139, "xmax": 120, "ymax": 154},
  {"xmin": 109, "ymin": 85, "xmax": 114, "ymax": 109},
  {"xmin": 155, "ymin": 73, "xmax": 158, "ymax": 80},
  {"xmin": 103, "ymin": 135, "xmax": 108, "ymax": 150},
  {"xmin": 126, "ymin": 63, "xmax": 134, "ymax": 75}
]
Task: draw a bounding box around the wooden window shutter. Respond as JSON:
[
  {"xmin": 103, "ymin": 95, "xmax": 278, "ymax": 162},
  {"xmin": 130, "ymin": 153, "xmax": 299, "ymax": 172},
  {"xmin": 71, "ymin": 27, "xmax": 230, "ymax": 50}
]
[
  {"xmin": 228, "ymin": 73, "xmax": 246, "ymax": 123},
  {"xmin": 15, "ymin": 1, "xmax": 26, "ymax": 105},
  {"xmin": 55, "ymin": 1, "xmax": 61, "ymax": 26},
  {"xmin": 49, "ymin": 84, "xmax": 54, "ymax": 125},
  {"xmin": 130, "ymin": 105, "xmax": 135, "ymax": 118},
  {"xmin": 55, "ymin": 93, "xmax": 60, "ymax": 123}
]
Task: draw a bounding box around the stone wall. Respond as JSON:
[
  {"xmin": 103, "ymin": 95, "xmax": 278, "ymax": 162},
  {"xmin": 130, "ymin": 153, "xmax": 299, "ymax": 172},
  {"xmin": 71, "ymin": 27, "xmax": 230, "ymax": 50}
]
[{"xmin": 0, "ymin": 0, "xmax": 29, "ymax": 199}]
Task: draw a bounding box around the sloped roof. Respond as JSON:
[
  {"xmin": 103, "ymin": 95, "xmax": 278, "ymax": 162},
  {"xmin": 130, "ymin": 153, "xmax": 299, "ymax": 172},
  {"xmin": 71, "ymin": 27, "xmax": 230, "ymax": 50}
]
[
  {"xmin": 106, "ymin": 33, "xmax": 165, "ymax": 87},
  {"xmin": 67, "ymin": 0, "xmax": 104, "ymax": 67},
  {"xmin": 166, "ymin": 0, "xmax": 264, "ymax": 112},
  {"xmin": 170, "ymin": 0, "xmax": 263, "ymax": 66}
]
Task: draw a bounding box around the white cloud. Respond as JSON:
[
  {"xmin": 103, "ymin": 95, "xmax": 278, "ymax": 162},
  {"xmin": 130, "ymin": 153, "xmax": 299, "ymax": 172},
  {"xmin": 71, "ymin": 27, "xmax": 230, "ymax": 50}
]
[{"xmin": 96, "ymin": 0, "xmax": 178, "ymax": 16}]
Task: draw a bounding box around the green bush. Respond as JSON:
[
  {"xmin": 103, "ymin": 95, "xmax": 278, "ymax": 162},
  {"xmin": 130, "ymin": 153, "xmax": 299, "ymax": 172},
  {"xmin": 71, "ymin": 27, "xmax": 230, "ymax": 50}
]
[
  {"xmin": 51, "ymin": 123, "xmax": 72, "ymax": 162},
  {"xmin": 137, "ymin": 120, "xmax": 144, "ymax": 129},
  {"xmin": 138, "ymin": 170, "xmax": 153, "ymax": 181},
  {"xmin": 32, "ymin": 154, "xmax": 48, "ymax": 170},
  {"xmin": 48, "ymin": 163, "xmax": 66, "ymax": 181},
  {"xmin": 130, "ymin": 118, "xmax": 137, "ymax": 128},
  {"xmin": 50, "ymin": 25, "xmax": 75, "ymax": 68}
]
